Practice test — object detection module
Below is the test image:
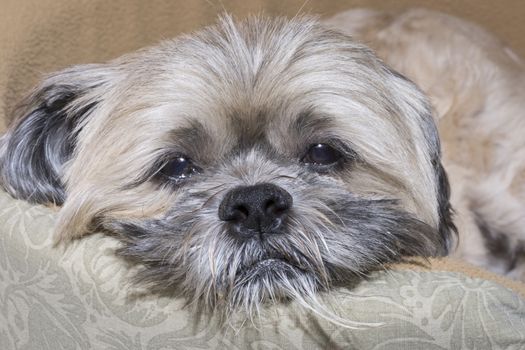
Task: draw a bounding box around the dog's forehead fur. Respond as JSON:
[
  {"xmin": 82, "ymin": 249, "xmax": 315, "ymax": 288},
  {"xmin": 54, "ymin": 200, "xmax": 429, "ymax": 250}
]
[{"xmin": 80, "ymin": 18, "xmax": 414, "ymax": 131}]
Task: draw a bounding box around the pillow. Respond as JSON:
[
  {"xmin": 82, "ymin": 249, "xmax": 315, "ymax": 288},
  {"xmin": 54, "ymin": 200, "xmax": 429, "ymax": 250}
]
[{"xmin": 1, "ymin": 190, "xmax": 524, "ymax": 349}]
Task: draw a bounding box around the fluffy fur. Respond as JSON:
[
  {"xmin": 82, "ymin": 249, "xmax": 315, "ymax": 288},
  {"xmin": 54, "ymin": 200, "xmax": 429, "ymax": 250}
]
[
  {"xmin": 0, "ymin": 14, "xmax": 457, "ymax": 321},
  {"xmin": 325, "ymin": 8, "xmax": 525, "ymax": 280}
]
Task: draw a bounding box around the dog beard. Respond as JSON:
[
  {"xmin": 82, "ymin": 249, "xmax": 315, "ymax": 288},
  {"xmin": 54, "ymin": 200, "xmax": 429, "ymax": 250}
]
[{"xmin": 0, "ymin": 15, "xmax": 454, "ymax": 322}]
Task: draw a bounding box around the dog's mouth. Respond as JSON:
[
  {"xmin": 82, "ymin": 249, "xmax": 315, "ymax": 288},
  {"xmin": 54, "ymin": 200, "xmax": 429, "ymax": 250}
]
[
  {"xmin": 229, "ymin": 253, "xmax": 324, "ymax": 303},
  {"xmin": 245, "ymin": 258, "xmax": 292, "ymax": 274},
  {"xmin": 238, "ymin": 254, "xmax": 307, "ymax": 282}
]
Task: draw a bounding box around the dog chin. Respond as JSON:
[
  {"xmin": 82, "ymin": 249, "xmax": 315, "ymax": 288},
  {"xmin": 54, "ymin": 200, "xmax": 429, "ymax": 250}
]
[
  {"xmin": 229, "ymin": 257, "xmax": 321, "ymax": 311},
  {"xmin": 221, "ymin": 239, "xmax": 322, "ymax": 304},
  {"xmin": 238, "ymin": 258, "xmax": 306, "ymax": 288}
]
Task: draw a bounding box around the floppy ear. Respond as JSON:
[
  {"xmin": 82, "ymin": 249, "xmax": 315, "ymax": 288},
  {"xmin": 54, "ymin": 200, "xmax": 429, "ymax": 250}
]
[
  {"xmin": 387, "ymin": 69, "xmax": 457, "ymax": 254},
  {"xmin": 433, "ymin": 158, "xmax": 457, "ymax": 253},
  {"xmin": 0, "ymin": 64, "xmax": 114, "ymax": 205}
]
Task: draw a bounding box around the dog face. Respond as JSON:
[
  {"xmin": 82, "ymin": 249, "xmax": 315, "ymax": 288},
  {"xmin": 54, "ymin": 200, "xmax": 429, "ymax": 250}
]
[{"xmin": 0, "ymin": 16, "xmax": 454, "ymax": 316}]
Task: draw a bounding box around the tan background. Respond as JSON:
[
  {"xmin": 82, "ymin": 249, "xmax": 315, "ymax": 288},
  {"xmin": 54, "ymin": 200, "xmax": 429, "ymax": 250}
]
[{"xmin": 1, "ymin": 0, "xmax": 524, "ymax": 130}]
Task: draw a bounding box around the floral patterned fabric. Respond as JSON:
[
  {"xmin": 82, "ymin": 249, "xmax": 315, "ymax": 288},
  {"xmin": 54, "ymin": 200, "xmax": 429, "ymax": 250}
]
[{"xmin": 1, "ymin": 190, "xmax": 525, "ymax": 350}]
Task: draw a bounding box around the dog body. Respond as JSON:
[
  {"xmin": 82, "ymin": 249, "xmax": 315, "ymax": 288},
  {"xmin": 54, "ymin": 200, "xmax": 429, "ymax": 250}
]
[
  {"xmin": 326, "ymin": 8, "xmax": 525, "ymax": 279},
  {"xmin": 0, "ymin": 9, "xmax": 520, "ymax": 319}
]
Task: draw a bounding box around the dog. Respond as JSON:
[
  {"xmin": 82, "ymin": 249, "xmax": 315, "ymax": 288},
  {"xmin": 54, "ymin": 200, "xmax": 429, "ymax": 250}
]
[
  {"xmin": 325, "ymin": 8, "xmax": 525, "ymax": 280},
  {"xmin": 2, "ymin": 11, "xmax": 499, "ymax": 322}
]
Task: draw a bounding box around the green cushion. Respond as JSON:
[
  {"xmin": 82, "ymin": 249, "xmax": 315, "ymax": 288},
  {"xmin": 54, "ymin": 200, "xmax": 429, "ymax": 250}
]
[{"xmin": 1, "ymin": 190, "xmax": 524, "ymax": 349}]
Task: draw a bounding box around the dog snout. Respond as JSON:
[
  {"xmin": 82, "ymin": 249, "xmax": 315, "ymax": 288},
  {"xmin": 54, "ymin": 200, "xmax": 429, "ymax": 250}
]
[{"xmin": 218, "ymin": 183, "xmax": 293, "ymax": 237}]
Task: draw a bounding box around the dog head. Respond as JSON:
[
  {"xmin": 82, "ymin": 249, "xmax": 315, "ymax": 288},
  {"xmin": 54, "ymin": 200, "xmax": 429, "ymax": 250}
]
[{"xmin": 0, "ymin": 15, "xmax": 454, "ymax": 316}]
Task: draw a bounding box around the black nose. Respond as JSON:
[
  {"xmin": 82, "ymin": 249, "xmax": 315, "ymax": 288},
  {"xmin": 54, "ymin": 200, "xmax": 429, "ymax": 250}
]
[{"xmin": 218, "ymin": 183, "xmax": 293, "ymax": 237}]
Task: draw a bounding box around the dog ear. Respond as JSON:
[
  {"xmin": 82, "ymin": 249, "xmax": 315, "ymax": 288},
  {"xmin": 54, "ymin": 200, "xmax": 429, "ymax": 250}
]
[
  {"xmin": 387, "ymin": 69, "xmax": 457, "ymax": 254},
  {"xmin": 0, "ymin": 64, "xmax": 114, "ymax": 205},
  {"xmin": 434, "ymin": 159, "xmax": 457, "ymax": 253}
]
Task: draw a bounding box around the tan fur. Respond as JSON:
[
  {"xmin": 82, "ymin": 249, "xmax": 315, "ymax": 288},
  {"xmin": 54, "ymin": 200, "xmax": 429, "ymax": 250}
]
[{"xmin": 325, "ymin": 8, "xmax": 525, "ymax": 279}]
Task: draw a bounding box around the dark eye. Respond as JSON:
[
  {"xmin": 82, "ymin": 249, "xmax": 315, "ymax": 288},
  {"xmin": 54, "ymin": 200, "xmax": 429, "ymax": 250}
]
[
  {"xmin": 302, "ymin": 143, "xmax": 342, "ymax": 165},
  {"xmin": 159, "ymin": 156, "xmax": 201, "ymax": 181}
]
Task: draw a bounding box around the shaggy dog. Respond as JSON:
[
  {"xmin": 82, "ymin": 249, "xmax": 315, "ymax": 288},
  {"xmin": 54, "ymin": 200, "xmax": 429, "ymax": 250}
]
[{"xmin": 1, "ymin": 9, "xmax": 520, "ymax": 320}]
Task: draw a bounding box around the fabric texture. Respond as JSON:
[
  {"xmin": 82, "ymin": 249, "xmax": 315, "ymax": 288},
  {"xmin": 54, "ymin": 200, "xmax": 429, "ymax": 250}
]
[
  {"xmin": 2, "ymin": 191, "xmax": 525, "ymax": 349},
  {"xmin": 2, "ymin": 1, "xmax": 525, "ymax": 349}
]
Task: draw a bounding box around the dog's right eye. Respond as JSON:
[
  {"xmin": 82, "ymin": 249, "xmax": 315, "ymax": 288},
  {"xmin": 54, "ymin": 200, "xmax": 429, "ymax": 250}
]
[
  {"xmin": 159, "ymin": 156, "xmax": 201, "ymax": 181},
  {"xmin": 302, "ymin": 144, "xmax": 342, "ymax": 166}
]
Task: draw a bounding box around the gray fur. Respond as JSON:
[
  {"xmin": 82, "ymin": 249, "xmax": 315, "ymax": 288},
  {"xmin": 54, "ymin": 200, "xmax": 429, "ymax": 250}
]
[{"xmin": 0, "ymin": 65, "xmax": 112, "ymax": 204}]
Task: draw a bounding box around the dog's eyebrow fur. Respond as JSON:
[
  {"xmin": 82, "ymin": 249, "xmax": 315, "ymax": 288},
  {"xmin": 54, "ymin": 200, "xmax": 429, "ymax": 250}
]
[
  {"xmin": 291, "ymin": 110, "xmax": 336, "ymax": 135},
  {"xmin": 287, "ymin": 110, "xmax": 359, "ymax": 158},
  {"xmin": 168, "ymin": 120, "xmax": 212, "ymax": 160}
]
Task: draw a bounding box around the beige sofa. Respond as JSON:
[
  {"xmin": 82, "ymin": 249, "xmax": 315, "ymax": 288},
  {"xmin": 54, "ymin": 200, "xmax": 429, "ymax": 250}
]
[{"xmin": 1, "ymin": 1, "xmax": 525, "ymax": 349}]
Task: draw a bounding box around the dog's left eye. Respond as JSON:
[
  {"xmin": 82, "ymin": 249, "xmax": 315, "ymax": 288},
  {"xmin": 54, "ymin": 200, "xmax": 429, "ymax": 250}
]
[
  {"xmin": 159, "ymin": 156, "xmax": 201, "ymax": 180},
  {"xmin": 302, "ymin": 143, "xmax": 342, "ymax": 165}
]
